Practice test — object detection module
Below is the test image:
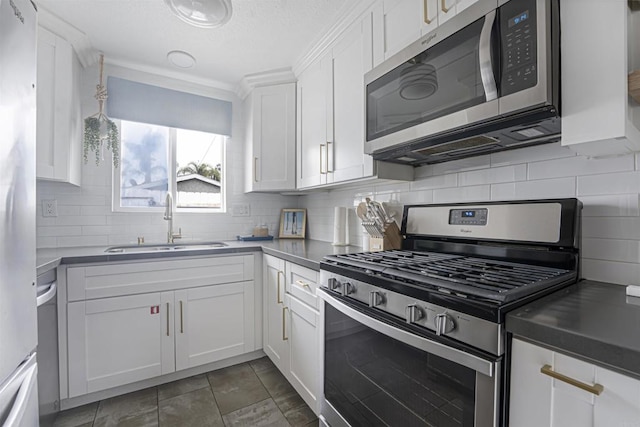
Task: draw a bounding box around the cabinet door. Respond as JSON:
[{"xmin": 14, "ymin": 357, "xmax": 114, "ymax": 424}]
[
  {"xmin": 288, "ymin": 296, "xmax": 320, "ymax": 415},
  {"xmin": 380, "ymin": 0, "xmax": 423, "ymax": 60},
  {"xmin": 594, "ymin": 365, "xmax": 640, "ymax": 426},
  {"xmin": 329, "ymin": 12, "xmax": 375, "ymax": 184},
  {"xmin": 67, "ymin": 292, "xmax": 174, "ymax": 397},
  {"xmin": 175, "ymin": 282, "xmax": 255, "ymax": 371},
  {"xmin": 262, "ymin": 255, "xmax": 290, "ymax": 371},
  {"xmin": 36, "ymin": 27, "xmax": 81, "ymax": 185},
  {"xmin": 297, "ymin": 55, "xmax": 331, "ymax": 189},
  {"xmin": 509, "ymin": 338, "xmax": 553, "ymax": 427},
  {"xmin": 247, "ymin": 83, "xmax": 296, "ymax": 192}
]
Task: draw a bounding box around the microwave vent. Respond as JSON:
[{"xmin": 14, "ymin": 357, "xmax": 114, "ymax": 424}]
[{"xmin": 413, "ymin": 135, "xmax": 500, "ymax": 157}]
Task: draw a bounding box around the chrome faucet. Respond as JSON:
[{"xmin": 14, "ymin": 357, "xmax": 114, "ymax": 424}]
[{"xmin": 164, "ymin": 193, "xmax": 182, "ymax": 243}]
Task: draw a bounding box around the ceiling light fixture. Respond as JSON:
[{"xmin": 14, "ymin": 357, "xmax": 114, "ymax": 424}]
[
  {"xmin": 167, "ymin": 50, "xmax": 196, "ymax": 68},
  {"xmin": 164, "ymin": 0, "xmax": 233, "ymax": 28}
]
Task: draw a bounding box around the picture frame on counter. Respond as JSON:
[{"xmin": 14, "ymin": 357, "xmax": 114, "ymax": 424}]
[{"xmin": 279, "ymin": 208, "xmax": 306, "ymax": 239}]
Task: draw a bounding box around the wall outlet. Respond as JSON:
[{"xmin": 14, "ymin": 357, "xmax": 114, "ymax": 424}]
[
  {"xmin": 232, "ymin": 203, "xmax": 251, "ymax": 217},
  {"xmin": 43, "ymin": 200, "xmax": 58, "ymax": 217}
]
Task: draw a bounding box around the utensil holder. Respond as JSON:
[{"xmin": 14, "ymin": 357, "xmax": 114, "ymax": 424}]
[{"xmin": 369, "ymin": 221, "xmax": 402, "ymax": 252}]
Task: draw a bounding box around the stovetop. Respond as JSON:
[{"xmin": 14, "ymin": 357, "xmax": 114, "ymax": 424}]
[{"xmin": 322, "ymin": 250, "xmax": 573, "ymax": 303}]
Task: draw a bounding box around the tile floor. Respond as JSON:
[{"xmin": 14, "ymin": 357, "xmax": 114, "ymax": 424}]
[{"xmin": 53, "ymin": 357, "xmax": 318, "ymax": 427}]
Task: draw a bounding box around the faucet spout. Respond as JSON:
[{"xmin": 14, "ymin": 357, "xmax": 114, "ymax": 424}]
[{"xmin": 164, "ymin": 193, "xmax": 183, "ymax": 243}]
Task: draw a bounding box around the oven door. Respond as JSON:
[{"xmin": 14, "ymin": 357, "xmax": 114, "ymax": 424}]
[{"xmin": 318, "ymin": 289, "xmax": 500, "ymax": 427}]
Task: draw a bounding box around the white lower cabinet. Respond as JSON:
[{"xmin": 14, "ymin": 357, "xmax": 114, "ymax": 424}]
[
  {"xmin": 263, "ymin": 254, "xmax": 320, "ymax": 414},
  {"xmin": 63, "ymin": 254, "xmax": 256, "ymax": 399},
  {"xmin": 175, "ymin": 282, "xmax": 255, "ymax": 371},
  {"xmin": 67, "ymin": 291, "xmax": 175, "ymax": 397},
  {"xmin": 509, "ymin": 338, "xmax": 640, "ymax": 427}
]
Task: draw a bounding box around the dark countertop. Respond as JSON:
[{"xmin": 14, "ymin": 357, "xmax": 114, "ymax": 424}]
[
  {"xmin": 36, "ymin": 239, "xmax": 363, "ymax": 276},
  {"xmin": 506, "ymin": 280, "xmax": 640, "ymax": 380}
]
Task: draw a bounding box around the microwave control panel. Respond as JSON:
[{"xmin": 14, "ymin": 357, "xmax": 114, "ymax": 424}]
[{"xmin": 500, "ymin": 0, "xmax": 538, "ymax": 96}]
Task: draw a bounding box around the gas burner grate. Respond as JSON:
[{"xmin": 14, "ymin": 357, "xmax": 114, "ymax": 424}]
[{"xmin": 324, "ymin": 250, "xmax": 573, "ymax": 302}]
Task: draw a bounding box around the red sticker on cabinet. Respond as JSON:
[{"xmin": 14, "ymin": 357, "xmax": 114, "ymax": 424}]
[{"xmin": 150, "ymin": 306, "xmax": 159, "ymax": 314}]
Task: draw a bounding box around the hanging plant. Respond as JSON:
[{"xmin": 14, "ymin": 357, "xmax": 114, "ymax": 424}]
[{"xmin": 83, "ymin": 53, "xmax": 120, "ymax": 168}]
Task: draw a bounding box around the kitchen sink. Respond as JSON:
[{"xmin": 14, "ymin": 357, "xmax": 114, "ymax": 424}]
[{"xmin": 105, "ymin": 242, "xmax": 227, "ymax": 253}]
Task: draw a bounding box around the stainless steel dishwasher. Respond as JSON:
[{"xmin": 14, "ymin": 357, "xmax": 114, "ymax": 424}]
[{"xmin": 36, "ymin": 269, "xmax": 59, "ymax": 426}]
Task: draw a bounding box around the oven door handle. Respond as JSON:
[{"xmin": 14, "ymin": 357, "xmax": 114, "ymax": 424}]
[
  {"xmin": 319, "ymin": 289, "xmax": 496, "ymax": 377},
  {"xmin": 479, "ymin": 10, "xmax": 498, "ymax": 102}
]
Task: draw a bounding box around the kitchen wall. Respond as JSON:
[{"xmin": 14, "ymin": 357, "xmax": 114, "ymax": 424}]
[
  {"xmin": 35, "ymin": 63, "xmax": 297, "ymax": 248},
  {"xmin": 299, "ymin": 142, "xmax": 640, "ymax": 286}
]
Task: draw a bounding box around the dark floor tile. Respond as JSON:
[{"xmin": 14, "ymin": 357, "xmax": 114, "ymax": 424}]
[
  {"xmin": 256, "ymin": 368, "xmax": 296, "ymax": 399},
  {"xmin": 53, "ymin": 402, "xmax": 98, "ymax": 427},
  {"xmin": 273, "ymin": 391, "xmax": 306, "ymax": 414},
  {"xmin": 158, "ymin": 374, "xmax": 210, "ymax": 401},
  {"xmin": 207, "ymin": 363, "xmax": 270, "ymax": 415},
  {"xmin": 95, "ymin": 387, "xmax": 158, "ymax": 425},
  {"xmin": 94, "ymin": 407, "xmax": 158, "ymax": 427},
  {"xmin": 159, "ymin": 387, "xmax": 223, "ymax": 427},
  {"xmin": 303, "ymin": 420, "xmax": 320, "ymax": 427},
  {"xmin": 283, "ymin": 404, "xmax": 317, "ymax": 427},
  {"xmin": 222, "ymin": 398, "xmax": 290, "ymax": 427},
  {"xmin": 249, "ymin": 357, "xmax": 277, "ymax": 375}
]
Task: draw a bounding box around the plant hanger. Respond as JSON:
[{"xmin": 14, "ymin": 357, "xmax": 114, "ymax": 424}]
[{"xmin": 84, "ymin": 53, "xmax": 119, "ymax": 167}]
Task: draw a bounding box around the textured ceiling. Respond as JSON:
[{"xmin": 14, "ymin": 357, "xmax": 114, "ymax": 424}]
[{"xmin": 38, "ymin": 0, "xmax": 348, "ymax": 88}]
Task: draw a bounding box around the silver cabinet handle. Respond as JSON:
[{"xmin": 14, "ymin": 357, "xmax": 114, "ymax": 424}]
[
  {"xmin": 295, "ymin": 279, "xmax": 310, "ymax": 289},
  {"xmin": 277, "ymin": 271, "xmax": 284, "ymax": 303},
  {"xmin": 326, "ymin": 141, "xmax": 333, "ymax": 173},
  {"xmin": 423, "ymin": 0, "xmax": 432, "ymax": 24},
  {"xmin": 179, "ymin": 300, "xmax": 184, "ymax": 334},
  {"xmin": 254, "ymin": 157, "xmax": 258, "ymax": 182},
  {"xmin": 540, "ymin": 365, "xmax": 604, "ymax": 396},
  {"xmin": 166, "ymin": 302, "xmax": 170, "ymax": 336},
  {"xmin": 441, "ymin": 0, "xmax": 450, "ymax": 13},
  {"xmin": 320, "ymin": 144, "xmax": 327, "ymax": 174},
  {"xmin": 282, "ymin": 306, "xmax": 289, "ymax": 341}
]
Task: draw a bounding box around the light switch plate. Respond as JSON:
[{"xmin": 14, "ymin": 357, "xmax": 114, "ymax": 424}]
[
  {"xmin": 43, "ymin": 200, "xmax": 58, "ymax": 217},
  {"xmin": 232, "ymin": 203, "xmax": 251, "ymax": 217}
]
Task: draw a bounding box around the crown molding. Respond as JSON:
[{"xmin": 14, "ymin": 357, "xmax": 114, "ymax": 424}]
[
  {"xmin": 235, "ymin": 67, "xmax": 297, "ymax": 100},
  {"xmin": 38, "ymin": 6, "xmax": 99, "ymax": 68},
  {"xmin": 292, "ymin": 0, "xmax": 377, "ymax": 77}
]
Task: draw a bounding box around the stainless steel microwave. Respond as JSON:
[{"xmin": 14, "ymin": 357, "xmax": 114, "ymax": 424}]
[{"xmin": 365, "ymin": 0, "xmax": 560, "ymax": 165}]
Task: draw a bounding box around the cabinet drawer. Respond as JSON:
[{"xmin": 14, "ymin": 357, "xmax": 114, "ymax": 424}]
[
  {"xmin": 287, "ymin": 262, "xmax": 319, "ymax": 309},
  {"xmin": 67, "ymin": 254, "xmax": 254, "ymax": 301}
]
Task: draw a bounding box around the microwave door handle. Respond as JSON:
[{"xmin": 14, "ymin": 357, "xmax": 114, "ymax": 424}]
[{"xmin": 479, "ymin": 10, "xmax": 498, "ymax": 101}]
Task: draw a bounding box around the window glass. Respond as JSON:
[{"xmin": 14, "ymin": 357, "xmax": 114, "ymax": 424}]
[
  {"xmin": 119, "ymin": 121, "xmax": 169, "ymax": 208},
  {"xmin": 115, "ymin": 120, "xmax": 225, "ymax": 212},
  {"xmin": 176, "ymin": 129, "xmax": 224, "ymax": 209}
]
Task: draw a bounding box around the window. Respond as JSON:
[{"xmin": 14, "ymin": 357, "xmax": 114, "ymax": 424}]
[{"xmin": 114, "ymin": 120, "xmax": 226, "ymax": 212}]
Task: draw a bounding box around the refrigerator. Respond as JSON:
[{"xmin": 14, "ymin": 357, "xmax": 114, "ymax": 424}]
[{"xmin": 0, "ymin": 0, "xmax": 40, "ymax": 425}]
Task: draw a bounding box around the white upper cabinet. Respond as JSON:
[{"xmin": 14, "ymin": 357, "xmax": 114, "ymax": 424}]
[
  {"xmin": 296, "ymin": 7, "xmax": 413, "ymax": 190},
  {"xmin": 244, "ymin": 83, "xmax": 296, "ymax": 192},
  {"xmin": 561, "ymin": 1, "xmax": 640, "ymax": 156},
  {"xmin": 374, "ymin": 0, "xmax": 479, "ymax": 62},
  {"xmin": 36, "ymin": 26, "xmax": 82, "ymax": 186}
]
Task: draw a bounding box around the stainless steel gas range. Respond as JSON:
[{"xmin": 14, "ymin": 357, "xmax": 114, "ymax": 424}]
[{"xmin": 317, "ymin": 199, "xmax": 581, "ymax": 427}]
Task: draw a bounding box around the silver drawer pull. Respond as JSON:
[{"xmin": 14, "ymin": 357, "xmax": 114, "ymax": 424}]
[
  {"xmin": 540, "ymin": 364, "xmax": 604, "ymax": 396},
  {"xmin": 295, "ymin": 280, "xmax": 311, "ymax": 289}
]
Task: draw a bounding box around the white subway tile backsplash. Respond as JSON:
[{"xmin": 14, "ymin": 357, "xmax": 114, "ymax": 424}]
[
  {"xmin": 490, "ymin": 142, "xmax": 575, "ymax": 167},
  {"xmin": 578, "ymin": 171, "xmax": 640, "ymax": 196},
  {"xmin": 582, "ymin": 238, "xmax": 640, "ymax": 263},
  {"xmin": 580, "ymin": 194, "xmax": 640, "ymax": 217},
  {"xmin": 433, "ymin": 185, "xmax": 490, "ymax": 203},
  {"xmin": 491, "ymin": 177, "xmax": 576, "ymax": 201},
  {"xmin": 57, "ymin": 235, "xmax": 109, "ymax": 248},
  {"xmin": 56, "ymin": 216, "xmax": 107, "ymax": 226},
  {"xmin": 37, "ymin": 226, "xmax": 82, "ymax": 237},
  {"xmin": 528, "ymin": 154, "xmax": 635, "ymax": 180},
  {"xmin": 410, "ymin": 173, "xmax": 457, "ymax": 191},
  {"xmin": 582, "ymin": 217, "xmax": 640, "ymax": 240},
  {"xmin": 428, "ymin": 155, "xmax": 491, "ymax": 176},
  {"xmin": 581, "ymin": 259, "xmax": 640, "ymax": 286},
  {"xmin": 458, "ymin": 164, "xmax": 527, "ymax": 186}
]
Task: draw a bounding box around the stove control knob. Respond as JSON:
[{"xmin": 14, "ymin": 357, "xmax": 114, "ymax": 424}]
[
  {"xmin": 434, "ymin": 313, "xmax": 455, "ymax": 336},
  {"xmin": 369, "ymin": 291, "xmax": 384, "ymax": 307},
  {"xmin": 328, "ymin": 278, "xmax": 342, "ymax": 293},
  {"xmin": 343, "ymin": 282, "xmax": 355, "ymax": 296},
  {"xmin": 405, "ymin": 304, "xmax": 424, "ymax": 324}
]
